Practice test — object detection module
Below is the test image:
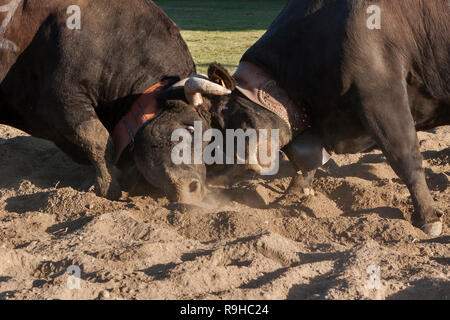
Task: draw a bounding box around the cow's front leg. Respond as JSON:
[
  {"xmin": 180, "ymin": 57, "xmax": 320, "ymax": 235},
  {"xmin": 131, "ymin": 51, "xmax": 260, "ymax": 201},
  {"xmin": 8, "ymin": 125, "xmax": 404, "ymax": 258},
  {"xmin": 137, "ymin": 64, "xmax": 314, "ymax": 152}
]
[
  {"xmin": 287, "ymin": 169, "xmax": 316, "ymax": 196},
  {"xmin": 69, "ymin": 119, "xmax": 122, "ymax": 200},
  {"xmin": 357, "ymin": 79, "xmax": 443, "ymax": 236},
  {"xmin": 38, "ymin": 94, "xmax": 121, "ymax": 200},
  {"xmin": 48, "ymin": 99, "xmax": 122, "ymax": 200},
  {"xmin": 283, "ymin": 129, "xmax": 330, "ymax": 196}
]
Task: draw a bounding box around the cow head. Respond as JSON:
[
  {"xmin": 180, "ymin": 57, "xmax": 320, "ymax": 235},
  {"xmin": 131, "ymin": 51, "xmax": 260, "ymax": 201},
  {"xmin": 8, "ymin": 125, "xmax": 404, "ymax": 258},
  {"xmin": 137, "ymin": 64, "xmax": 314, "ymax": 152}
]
[
  {"xmin": 130, "ymin": 75, "xmax": 231, "ymax": 203},
  {"xmin": 185, "ymin": 64, "xmax": 293, "ymax": 178},
  {"xmin": 208, "ymin": 63, "xmax": 292, "ymax": 173}
]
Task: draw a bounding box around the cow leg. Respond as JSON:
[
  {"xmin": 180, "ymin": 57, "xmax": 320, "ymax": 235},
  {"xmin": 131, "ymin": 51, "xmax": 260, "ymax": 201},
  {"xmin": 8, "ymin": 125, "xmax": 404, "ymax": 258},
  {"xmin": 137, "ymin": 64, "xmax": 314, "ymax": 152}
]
[
  {"xmin": 283, "ymin": 129, "xmax": 330, "ymax": 196},
  {"xmin": 66, "ymin": 118, "xmax": 121, "ymax": 200},
  {"xmin": 287, "ymin": 170, "xmax": 316, "ymax": 196},
  {"xmin": 356, "ymin": 81, "xmax": 443, "ymax": 236},
  {"xmin": 40, "ymin": 96, "xmax": 122, "ymax": 200}
]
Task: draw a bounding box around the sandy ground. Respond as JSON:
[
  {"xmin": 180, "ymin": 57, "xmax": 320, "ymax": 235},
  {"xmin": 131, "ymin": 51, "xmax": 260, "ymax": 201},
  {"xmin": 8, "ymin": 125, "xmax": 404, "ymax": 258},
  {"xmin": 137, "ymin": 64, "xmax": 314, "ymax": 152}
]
[{"xmin": 0, "ymin": 124, "xmax": 448, "ymax": 300}]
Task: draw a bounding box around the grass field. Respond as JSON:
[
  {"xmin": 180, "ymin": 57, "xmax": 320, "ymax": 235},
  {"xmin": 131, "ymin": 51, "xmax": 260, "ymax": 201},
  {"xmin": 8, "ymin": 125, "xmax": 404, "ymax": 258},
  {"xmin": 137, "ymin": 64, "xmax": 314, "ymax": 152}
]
[{"xmin": 154, "ymin": 0, "xmax": 286, "ymax": 73}]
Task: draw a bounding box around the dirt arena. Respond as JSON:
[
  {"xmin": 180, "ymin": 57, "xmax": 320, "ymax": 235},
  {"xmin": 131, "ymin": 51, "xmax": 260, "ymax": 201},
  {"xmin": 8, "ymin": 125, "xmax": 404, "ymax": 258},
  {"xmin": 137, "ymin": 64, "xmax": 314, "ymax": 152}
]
[{"xmin": 0, "ymin": 124, "xmax": 448, "ymax": 300}]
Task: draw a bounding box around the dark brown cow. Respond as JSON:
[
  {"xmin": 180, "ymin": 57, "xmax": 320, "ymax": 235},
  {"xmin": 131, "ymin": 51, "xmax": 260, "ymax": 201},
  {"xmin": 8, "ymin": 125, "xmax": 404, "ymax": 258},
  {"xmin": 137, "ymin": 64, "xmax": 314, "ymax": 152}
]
[
  {"xmin": 152, "ymin": 0, "xmax": 449, "ymax": 235},
  {"xmin": 0, "ymin": 0, "xmax": 215, "ymax": 203}
]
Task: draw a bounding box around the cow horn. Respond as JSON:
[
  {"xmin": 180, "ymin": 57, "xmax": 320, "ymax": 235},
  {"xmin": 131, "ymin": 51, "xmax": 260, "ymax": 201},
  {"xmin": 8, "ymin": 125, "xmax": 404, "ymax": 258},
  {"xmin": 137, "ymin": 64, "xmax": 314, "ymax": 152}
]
[
  {"xmin": 184, "ymin": 76, "xmax": 231, "ymax": 106},
  {"xmin": 171, "ymin": 74, "xmax": 209, "ymax": 89}
]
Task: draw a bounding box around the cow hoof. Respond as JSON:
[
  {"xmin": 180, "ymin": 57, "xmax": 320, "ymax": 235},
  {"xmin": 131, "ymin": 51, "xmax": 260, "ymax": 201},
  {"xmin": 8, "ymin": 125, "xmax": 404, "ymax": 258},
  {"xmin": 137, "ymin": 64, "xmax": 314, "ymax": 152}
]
[
  {"xmin": 287, "ymin": 186, "xmax": 315, "ymax": 197},
  {"xmin": 421, "ymin": 222, "xmax": 442, "ymax": 237},
  {"xmin": 105, "ymin": 179, "xmax": 122, "ymax": 200},
  {"xmin": 286, "ymin": 179, "xmax": 315, "ymax": 197},
  {"xmin": 106, "ymin": 186, "xmax": 122, "ymax": 201},
  {"xmin": 96, "ymin": 178, "xmax": 122, "ymax": 201}
]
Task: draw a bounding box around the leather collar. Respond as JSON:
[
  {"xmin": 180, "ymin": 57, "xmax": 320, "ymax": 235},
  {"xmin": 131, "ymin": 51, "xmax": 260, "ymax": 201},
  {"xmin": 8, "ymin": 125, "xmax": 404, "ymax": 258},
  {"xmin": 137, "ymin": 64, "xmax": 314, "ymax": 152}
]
[
  {"xmin": 112, "ymin": 79, "xmax": 172, "ymax": 163},
  {"xmin": 233, "ymin": 61, "xmax": 310, "ymax": 136}
]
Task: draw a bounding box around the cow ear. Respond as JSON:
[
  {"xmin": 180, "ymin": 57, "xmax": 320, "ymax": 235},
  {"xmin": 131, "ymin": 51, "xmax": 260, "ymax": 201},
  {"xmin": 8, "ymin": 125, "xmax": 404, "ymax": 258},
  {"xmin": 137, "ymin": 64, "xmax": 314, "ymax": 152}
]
[{"xmin": 208, "ymin": 63, "xmax": 236, "ymax": 91}]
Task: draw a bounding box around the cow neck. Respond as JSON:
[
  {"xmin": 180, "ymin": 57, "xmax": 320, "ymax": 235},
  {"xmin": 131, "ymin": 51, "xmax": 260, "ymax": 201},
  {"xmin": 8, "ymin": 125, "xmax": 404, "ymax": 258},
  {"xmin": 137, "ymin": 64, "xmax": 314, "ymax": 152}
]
[
  {"xmin": 112, "ymin": 79, "xmax": 171, "ymax": 163},
  {"xmin": 232, "ymin": 61, "xmax": 310, "ymax": 136}
]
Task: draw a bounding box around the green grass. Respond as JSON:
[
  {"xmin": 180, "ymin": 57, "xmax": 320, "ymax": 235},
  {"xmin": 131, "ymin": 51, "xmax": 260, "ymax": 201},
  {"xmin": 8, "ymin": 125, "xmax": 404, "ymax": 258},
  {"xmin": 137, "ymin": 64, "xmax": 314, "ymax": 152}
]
[{"xmin": 154, "ymin": 0, "xmax": 286, "ymax": 73}]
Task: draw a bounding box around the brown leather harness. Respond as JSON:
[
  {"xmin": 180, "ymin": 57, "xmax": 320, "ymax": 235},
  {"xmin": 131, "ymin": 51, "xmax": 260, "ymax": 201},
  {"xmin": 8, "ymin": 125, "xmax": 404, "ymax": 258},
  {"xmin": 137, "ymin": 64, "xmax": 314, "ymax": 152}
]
[
  {"xmin": 233, "ymin": 61, "xmax": 310, "ymax": 136},
  {"xmin": 112, "ymin": 79, "xmax": 172, "ymax": 163}
]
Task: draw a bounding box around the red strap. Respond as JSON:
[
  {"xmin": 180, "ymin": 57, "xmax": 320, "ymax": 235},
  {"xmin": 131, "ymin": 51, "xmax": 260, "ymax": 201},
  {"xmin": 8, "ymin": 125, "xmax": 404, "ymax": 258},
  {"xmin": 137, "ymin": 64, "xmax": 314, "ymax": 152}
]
[{"xmin": 112, "ymin": 80, "xmax": 170, "ymax": 163}]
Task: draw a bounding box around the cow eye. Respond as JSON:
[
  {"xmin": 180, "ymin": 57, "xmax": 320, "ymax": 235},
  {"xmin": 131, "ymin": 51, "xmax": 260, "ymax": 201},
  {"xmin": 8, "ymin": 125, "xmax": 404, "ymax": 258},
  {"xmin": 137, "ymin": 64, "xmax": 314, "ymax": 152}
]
[{"xmin": 186, "ymin": 125, "xmax": 195, "ymax": 134}]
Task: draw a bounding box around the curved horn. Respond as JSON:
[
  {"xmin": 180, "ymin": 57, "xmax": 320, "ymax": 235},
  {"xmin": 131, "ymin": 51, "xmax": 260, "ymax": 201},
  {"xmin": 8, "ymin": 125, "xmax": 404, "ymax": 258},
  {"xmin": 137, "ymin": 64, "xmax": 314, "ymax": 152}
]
[
  {"xmin": 171, "ymin": 74, "xmax": 209, "ymax": 89},
  {"xmin": 184, "ymin": 77, "xmax": 231, "ymax": 106}
]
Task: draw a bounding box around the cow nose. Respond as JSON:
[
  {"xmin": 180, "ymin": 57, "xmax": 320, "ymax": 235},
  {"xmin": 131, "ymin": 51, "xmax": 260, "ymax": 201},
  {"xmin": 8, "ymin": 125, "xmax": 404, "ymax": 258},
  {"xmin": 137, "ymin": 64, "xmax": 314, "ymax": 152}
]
[
  {"xmin": 171, "ymin": 178, "xmax": 205, "ymax": 204},
  {"xmin": 189, "ymin": 180, "xmax": 200, "ymax": 193}
]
